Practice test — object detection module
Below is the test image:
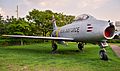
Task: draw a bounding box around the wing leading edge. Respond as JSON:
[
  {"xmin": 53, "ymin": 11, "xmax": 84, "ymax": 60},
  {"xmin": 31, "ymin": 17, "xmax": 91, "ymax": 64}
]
[{"xmin": 2, "ymin": 35, "xmax": 74, "ymax": 41}]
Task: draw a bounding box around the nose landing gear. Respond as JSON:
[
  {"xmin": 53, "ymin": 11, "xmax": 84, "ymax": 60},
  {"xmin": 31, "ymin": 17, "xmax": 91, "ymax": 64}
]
[
  {"xmin": 99, "ymin": 48, "xmax": 108, "ymax": 60},
  {"xmin": 99, "ymin": 42, "xmax": 108, "ymax": 61}
]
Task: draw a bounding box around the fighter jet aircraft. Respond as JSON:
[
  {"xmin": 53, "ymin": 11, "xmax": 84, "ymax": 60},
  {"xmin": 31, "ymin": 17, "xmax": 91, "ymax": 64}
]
[{"xmin": 3, "ymin": 14, "xmax": 115, "ymax": 60}]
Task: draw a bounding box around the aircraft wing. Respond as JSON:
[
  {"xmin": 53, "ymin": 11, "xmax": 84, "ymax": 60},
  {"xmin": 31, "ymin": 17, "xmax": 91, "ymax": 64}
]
[{"xmin": 2, "ymin": 35, "xmax": 74, "ymax": 41}]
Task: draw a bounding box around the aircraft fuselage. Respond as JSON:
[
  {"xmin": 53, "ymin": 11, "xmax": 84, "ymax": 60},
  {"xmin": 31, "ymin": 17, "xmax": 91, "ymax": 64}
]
[{"xmin": 52, "ymin": 16, "xmax": 115, "ymax": 42}]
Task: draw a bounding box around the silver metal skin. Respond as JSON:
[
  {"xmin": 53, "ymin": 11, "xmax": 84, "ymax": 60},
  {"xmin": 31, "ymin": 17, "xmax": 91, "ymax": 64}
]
[{"xmin": 52, "ymin": 14, "xmax": 115, "ymax": 42}]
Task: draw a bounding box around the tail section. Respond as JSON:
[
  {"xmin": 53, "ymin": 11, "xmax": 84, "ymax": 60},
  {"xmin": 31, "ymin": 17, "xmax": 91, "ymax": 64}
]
[
  {"xmin": 52, "ymin": 15, "xmax": 57, "ymax": 30},
  {"xmin": 51, "ymin": 15, "xmax": 68, "ymax": 46}
]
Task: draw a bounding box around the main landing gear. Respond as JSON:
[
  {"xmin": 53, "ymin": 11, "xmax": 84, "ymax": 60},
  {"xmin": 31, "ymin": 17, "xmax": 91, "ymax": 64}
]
[
  {"xmin": 99, "ymin": 42, "xmax": 108, "ymax": 61},
  {"xmin": 51, "ymin": 41, "xmax": 108, "ymax": 60},
  {"xmin": 78, "ymin": 42, "xmax": 84, "ymax": 51},
  {"xmin": 51, "ymin": 41, "xmax": 57, "ymax": 54}
]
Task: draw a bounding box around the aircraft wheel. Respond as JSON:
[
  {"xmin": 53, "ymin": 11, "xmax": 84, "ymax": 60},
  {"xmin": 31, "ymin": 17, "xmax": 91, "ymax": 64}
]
[
  {"xmin": 78, "ymin": 42, "xmax": 84, "ymax": 51},
  {"xmin": 99, "ymin": 50, "xmax": 108, "ymax": 61},
  {"xmin": 52, "ymin": 43, "xmax": 57, "ymax": 54}
]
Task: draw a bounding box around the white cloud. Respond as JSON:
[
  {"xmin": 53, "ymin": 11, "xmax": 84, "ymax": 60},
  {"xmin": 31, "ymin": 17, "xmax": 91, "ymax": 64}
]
[
  {"xmin": 79, "ymin": 0, "xmax": 109, "ymax": 9},
  {"xmin": 0, "ymin": 7, "xmax": 5, "ymax": 16},
  {"xmin": 24, "ymin": 0, "xmax": 109, "ymax": 9},
  {"xmin": 0, "ymin": 0, "xmax": 119, "ymax": 21},
  {"xmin": 20, "ymin": 0, "xmax": 110, "ymax": 17},
  {"xmin": 39, "ymin": 2, "xmax": 47, "ymax": 6},
  {"xmin": 24, "ymin": 0, "xmax": 69, "ymax": 7}
]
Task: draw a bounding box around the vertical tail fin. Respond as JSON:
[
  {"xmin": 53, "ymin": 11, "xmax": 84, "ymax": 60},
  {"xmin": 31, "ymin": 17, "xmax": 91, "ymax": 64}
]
[{"xmin": 52, "ymin": 15, "xmax": 57, "ymax": 30}]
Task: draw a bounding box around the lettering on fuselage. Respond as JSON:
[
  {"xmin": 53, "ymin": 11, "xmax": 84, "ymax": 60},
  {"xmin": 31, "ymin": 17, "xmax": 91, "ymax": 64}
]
[{"xmin": 60, "ymin": 27, "xmax": 80, "ymax": 33}]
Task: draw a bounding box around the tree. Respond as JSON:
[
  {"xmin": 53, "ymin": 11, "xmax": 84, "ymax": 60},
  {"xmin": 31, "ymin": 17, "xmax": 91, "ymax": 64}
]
[
  {"xmin": 0, "ymin": 9, "xmax": 75, "ymax": 45},
  {"xmin": 26, "ymin": 9, "xmax": 75, "ymax": 36},
  {"xmin": 0, "ymin": 14, "xmax": 5, "ymax": 35},
  {"xmin": 1, "ymin": 9, "xmax": 75, "ymax": 37},
  {"xmin": 6, "ymin": 17, "xmax": 32, "ymax": 35}
]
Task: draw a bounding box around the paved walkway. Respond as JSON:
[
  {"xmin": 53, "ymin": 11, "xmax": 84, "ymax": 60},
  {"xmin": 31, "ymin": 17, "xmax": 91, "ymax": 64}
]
[{"xmin": 110, "ymin": 44, "xmax": 120, "ymax": 58}]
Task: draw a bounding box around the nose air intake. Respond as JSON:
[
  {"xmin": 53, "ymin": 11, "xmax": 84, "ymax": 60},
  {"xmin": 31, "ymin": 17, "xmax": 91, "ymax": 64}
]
[{"xmin": 104, "ymin": 25, "xmax": 115, "ymax": 39}]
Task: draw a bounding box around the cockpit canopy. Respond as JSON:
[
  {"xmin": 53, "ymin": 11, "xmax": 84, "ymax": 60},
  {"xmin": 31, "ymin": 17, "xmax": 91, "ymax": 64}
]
[{"xmin": 74, "ymin": 14, "xmax": 95, "ymax": 21}]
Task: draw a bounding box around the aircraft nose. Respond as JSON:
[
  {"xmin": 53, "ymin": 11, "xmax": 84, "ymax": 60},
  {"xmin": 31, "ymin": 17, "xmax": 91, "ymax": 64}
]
[{"xmin": 104, "ymin": 21, "xmax": 115, "ymax": 39}]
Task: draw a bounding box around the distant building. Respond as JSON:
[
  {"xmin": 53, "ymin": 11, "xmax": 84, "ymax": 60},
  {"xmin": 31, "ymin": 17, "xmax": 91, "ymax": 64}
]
[{"xmin": 115, "ymin": 21, "xmax": 120, "ymax": 31}]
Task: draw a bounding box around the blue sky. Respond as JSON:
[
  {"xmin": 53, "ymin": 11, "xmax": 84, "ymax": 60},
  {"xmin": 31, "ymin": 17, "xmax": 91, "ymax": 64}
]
[{"xmin": 0, "ymin": 0, "xmax": 120, "ymax": 21}]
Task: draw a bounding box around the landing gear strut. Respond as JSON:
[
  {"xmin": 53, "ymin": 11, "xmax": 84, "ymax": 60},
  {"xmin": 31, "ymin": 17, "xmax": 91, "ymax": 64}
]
[
  {"xmin": 78, "ymin": 42, "xmax": 84, "ymax": 51},
  {"xmin": 99, "ymin": 42, "xmax": 108, "ymax": 61},
  {"xmin": 51, "ymin": 41, "xmax": 57, "ymax": 54}
]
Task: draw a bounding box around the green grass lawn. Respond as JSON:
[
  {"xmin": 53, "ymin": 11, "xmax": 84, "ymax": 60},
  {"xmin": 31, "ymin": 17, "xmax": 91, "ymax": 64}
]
[
  {"xmin": 111, "ymin": 43, "xmax": 120, "ymax": 47},
  {"xmin": 0, "ymin": 43, "xmax": 120, "ymax": 71},
  {"xmin": 116, "ymin": 44, "xmax": 120, "ymax": 47}
]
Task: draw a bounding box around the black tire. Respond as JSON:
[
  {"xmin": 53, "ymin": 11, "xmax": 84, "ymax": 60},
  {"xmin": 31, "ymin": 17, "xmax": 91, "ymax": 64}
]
[
  {"xmin": 52, "ymin": 43, "xmax": 57, "ymax": 54},
  {"xmin": 99, "ymin": 50, "xmax": 108, "ymax": 61},
  {"xmin": 78, "ymin": 43, "xmax": 84, "ymax": 51}
]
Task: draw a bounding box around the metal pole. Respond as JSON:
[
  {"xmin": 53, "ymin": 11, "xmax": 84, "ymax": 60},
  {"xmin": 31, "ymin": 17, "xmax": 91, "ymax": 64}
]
[{"xmin": 16, "ymin": 5, "xmax": 18, "ymax": 19}]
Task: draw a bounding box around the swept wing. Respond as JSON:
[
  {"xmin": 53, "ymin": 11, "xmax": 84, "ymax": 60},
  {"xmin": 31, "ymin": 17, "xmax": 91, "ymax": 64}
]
[{"xmin": 2, "ymin": 35, "xmax": 74, "ymax": 41}]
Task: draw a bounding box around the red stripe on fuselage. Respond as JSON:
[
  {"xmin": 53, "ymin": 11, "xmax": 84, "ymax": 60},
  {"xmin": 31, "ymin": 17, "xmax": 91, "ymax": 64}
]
[
  {"xmin": 87, "ymin": 24, "xmax": 91, "ymax": 26},
  {"xmin": 87, "ymin": 30, "xmax": 92, "ymax": 32},
  {"xmin": 87, "ymin": 27, "xmax": 93, "ymax": 29}
]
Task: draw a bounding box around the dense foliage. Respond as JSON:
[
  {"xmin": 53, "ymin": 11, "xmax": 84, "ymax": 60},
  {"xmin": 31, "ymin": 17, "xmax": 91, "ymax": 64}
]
[
  {"xmin": 0, "ymin": 9, "xmax": 75, "ymax": 45},
  {"xmin": 0, "ymin": 9, "xmax": 75, "ymax": 36}
]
